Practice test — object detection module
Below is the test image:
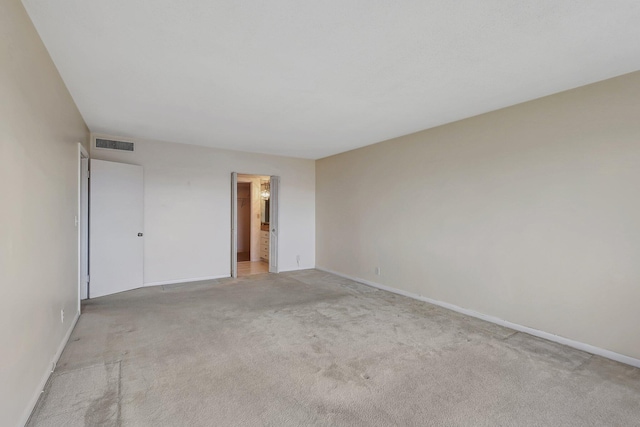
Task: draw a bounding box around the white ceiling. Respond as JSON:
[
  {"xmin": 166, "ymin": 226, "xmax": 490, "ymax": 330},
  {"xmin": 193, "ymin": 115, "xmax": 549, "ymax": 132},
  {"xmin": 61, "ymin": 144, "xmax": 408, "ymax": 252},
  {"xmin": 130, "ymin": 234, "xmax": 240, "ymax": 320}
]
[{"xmin": 22, "ymin": 0, "xmax": 640, "ymax": 159}]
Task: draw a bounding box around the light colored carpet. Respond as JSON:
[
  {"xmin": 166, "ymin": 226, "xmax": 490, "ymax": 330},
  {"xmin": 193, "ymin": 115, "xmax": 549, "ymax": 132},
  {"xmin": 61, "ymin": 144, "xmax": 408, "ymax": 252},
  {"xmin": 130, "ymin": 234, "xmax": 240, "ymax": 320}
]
[{"xmin": 28, "ymin": 269, "xmax": 640, "ymax": 426}]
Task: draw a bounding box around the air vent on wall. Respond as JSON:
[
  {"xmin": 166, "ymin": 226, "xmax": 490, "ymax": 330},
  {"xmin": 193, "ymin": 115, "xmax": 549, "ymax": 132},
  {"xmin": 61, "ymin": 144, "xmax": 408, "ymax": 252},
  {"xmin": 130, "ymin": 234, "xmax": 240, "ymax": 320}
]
[{"xmin": 95, "ymin": 138, "xmax": 134, "ymax": 151}]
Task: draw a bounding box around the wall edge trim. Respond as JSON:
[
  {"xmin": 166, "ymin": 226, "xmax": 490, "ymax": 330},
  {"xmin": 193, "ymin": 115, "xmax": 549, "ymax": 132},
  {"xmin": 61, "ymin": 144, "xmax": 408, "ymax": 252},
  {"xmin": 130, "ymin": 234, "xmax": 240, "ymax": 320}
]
[
  {"xmin": 20, "ymin": 310, "xmax": 81, "ymax": 426},
  {"xmin": 316, "ymin": 267, "xmax": 640, "ymax": 369},
  {"xmin": 144, "ymin": 274, "xmax": 230, "ymax": 287}
]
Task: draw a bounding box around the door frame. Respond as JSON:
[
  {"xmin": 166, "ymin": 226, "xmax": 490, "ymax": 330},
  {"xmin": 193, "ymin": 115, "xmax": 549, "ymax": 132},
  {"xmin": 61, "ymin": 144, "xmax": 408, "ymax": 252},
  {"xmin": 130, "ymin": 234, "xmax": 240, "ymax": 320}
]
[
  {"xmin": 231, "ymin": 172, "xmax": 238, "ymax": 278},
  {"xmin": 268, "ymin": 176, "xmax": 279, "ymax": 273},
  {"xmin": 77, "ymin": 143, "xmax": 89, "ymax": 310},
  {"xmin": 231, "ymin": 172, "xmax": 279, "ymax": 277}
]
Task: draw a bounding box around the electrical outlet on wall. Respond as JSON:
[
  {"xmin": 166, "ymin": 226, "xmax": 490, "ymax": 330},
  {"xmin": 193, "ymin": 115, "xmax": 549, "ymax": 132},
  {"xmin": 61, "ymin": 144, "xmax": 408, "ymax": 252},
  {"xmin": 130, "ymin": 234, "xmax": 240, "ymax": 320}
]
[
  {"xmin": 61, "ymin": 309, "xmax": 64, "ymax": 323},
  {"xmin": 375, "ymin": 267, "xmax": 381, "ymax": 275}
]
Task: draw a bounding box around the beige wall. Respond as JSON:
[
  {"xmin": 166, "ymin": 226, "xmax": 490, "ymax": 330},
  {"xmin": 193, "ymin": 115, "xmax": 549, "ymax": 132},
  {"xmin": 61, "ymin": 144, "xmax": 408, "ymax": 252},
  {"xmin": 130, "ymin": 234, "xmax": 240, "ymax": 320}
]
[
  {"xmin": 317, "ymin": 71, "xmax": 640, "ymax": 361},
  {"xmin": 90, "ymin": 135, "xmax": 315, "ymax": 284},
  {"xmin": 0, "ymin": 1, "xmax": 89, "ymax": 425}
]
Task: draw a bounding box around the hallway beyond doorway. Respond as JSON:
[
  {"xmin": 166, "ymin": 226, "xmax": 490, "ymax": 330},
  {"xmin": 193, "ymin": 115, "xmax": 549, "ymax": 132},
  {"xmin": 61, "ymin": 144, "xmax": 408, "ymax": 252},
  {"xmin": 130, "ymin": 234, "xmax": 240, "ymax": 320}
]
[
  {"xmin": 233, "ymin": 173, "xmax": 278, "ymax": 278},
  {"xmin": 238, "ymin": 260, "xmax": 268, "ymax": 276}
]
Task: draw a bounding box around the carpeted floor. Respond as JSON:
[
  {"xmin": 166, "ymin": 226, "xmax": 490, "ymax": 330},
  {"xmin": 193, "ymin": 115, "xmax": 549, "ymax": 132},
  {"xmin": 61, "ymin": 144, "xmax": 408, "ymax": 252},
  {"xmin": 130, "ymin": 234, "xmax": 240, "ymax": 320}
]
[{"xmin": 28, "ymin": 269, "xmax": 640, "ymax": 426}]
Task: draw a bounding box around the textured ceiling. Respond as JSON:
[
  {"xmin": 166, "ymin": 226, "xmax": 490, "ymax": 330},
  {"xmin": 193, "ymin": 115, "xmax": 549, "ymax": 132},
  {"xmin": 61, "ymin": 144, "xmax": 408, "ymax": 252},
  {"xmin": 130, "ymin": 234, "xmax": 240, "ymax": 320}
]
[{"xmin": 22, "ymin": 0, "xmax": 640, "ymax": 159}]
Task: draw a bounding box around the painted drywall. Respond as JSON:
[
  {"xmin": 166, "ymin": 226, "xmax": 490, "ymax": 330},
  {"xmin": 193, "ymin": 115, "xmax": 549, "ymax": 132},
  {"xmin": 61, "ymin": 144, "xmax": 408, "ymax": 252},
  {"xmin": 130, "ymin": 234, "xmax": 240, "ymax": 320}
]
[
  {"xmin": 316, "ymin": 71, "xmax": 640, "ymax": 361},
  {"xmin": 91, "ymin": 136, "xmax": 315, "ymax": 284},
  {"xmin": 0, "ymin": 1, "xmax": 89, "ymax": 425},
  {"xmin": 22, "ymin": 0, "xmax": 640, "ymax": 158}
]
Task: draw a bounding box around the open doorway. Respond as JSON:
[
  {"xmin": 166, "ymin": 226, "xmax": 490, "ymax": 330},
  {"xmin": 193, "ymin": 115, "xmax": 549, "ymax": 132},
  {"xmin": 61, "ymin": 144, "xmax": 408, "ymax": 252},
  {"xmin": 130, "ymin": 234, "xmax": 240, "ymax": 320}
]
[
  {"xmin": 231, "ymin": 173, "xmax": 279, "ymax": 277},
  {"xmin": 237, "ymin": 182, "xmax": 251, "ymax": 262}
]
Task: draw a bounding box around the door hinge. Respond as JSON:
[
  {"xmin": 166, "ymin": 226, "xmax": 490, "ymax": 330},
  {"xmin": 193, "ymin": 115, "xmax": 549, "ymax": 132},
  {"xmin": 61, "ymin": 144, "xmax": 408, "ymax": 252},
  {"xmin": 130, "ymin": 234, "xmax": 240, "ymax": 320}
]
[{"xmin": 87, "ymin": 170, "xmax": 90, "ymax": 179}]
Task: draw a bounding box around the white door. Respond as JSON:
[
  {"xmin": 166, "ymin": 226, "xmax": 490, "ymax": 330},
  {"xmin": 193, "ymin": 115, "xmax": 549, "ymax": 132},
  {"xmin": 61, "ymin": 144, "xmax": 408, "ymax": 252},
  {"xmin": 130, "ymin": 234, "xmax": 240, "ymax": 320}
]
[
  {"xmin": 269, "ymin": 176, "xmax": 279, "ymax": 273},
  {"xmin": 89, "ymin": 159, "xmax": 144, "ymax": 298},
  {"xmin": 230, "ymin": 172, "xmax": 238, "ymax": 278}
]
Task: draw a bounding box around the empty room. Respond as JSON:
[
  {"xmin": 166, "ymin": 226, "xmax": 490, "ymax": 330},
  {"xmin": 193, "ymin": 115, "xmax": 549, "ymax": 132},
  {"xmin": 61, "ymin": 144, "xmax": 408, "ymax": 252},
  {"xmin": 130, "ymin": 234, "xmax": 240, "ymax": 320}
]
[{"xmin": 2, "ymin": 0, "xmax": 640, "ymax": 426}]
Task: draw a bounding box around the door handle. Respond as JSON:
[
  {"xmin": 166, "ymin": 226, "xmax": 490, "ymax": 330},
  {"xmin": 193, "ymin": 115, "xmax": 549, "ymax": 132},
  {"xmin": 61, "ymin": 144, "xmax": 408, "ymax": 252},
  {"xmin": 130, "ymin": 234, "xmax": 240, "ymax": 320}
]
[{"xmin": 138, "ymin": 233, "xmax": 143, "ymax": 237}]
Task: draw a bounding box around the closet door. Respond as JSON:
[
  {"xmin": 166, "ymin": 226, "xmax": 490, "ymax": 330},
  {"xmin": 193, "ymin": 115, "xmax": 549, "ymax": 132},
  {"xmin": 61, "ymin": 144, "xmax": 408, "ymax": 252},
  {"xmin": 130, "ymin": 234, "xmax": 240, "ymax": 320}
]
[{"xmin": 89, "ymin": 159, "xmax": 144, "ymax": 298}]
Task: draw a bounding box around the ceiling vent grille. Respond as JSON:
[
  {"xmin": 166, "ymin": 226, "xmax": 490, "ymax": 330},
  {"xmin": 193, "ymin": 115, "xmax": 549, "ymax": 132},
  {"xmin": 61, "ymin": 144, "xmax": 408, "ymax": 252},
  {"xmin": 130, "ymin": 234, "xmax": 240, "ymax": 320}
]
[{"xmin": 95, "ymin": 138, "xmax": 134, "ymax": 151}]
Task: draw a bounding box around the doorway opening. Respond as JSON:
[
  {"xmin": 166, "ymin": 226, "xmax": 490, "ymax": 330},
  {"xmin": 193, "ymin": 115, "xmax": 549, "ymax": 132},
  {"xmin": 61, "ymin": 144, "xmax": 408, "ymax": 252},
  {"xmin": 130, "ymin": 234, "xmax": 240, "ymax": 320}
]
[
  {"xmin": 237, "ymin": 182, "xmax": 252, "ymax": 262},
  {"xmin": 231, "ymin": 173, "xmax": 279, "ymax": 277}
]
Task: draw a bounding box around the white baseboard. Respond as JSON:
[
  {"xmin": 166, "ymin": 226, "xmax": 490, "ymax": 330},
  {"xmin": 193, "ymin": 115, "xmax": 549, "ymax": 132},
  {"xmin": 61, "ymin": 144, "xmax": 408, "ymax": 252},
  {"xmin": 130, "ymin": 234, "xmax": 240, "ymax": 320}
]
[
  {"xmin": 144, "ymin": 274, "xmax": 230, "ymax": 287},
  {"xmin": 316, "ymin": 267, "xmax": 640, "ymax": 369},
  {"xmin": 279, "ymin": 266, "xmax": 314, "ymax": 273},
  {"xmin": 20, "ymin": 310, "xmax": 81, "ymax": 427}
]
